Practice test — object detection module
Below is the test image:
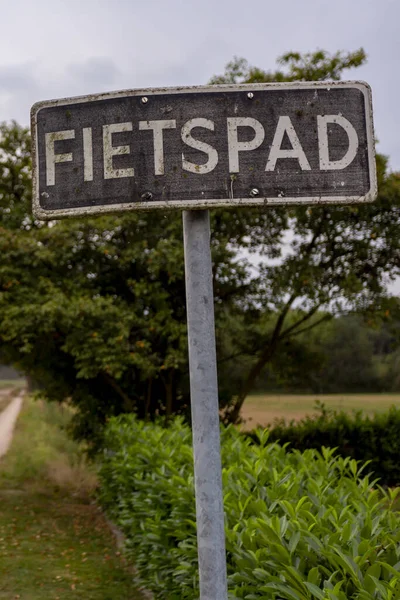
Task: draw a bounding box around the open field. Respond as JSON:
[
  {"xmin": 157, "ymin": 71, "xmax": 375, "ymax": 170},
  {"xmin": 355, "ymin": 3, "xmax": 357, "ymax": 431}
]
[
  {"xmin": 240, "ymin": 393, "xmax": 400, "ymax": 430},
  {"xmin": 0, "ymin": 397, "xmax": 144, "ymax": 599},
  {"xmin": 0, "ymin": 378, "xmax": 25, "ymax": 390}
]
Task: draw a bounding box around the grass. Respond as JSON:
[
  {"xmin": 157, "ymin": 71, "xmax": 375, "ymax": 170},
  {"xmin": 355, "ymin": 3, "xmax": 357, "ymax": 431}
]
[
  {"xmin": 0, "ymin": 397, "xmax": 145, "ymax": 599},
  {"xmin": 0, "ymin": 390, "xmax": 18, "ymax": 413},
  {"xmin": 0, "ymin": 379, "xmax": 26, "ymax": 413},
  {"xmin": 241, "ymin": 392, "xmax": 400, "ymax": 429},
  {"xmin": 0, "ymin": 378, "xmax": 26, "ymax": 390}
]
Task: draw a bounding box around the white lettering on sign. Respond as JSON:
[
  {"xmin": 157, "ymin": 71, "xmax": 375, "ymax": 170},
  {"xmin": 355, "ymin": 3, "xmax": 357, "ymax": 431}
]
[
  {"xmin": 45, "ymin": 130, "xmax": 75, "ymax": 186},
  {"xmin": 43, "ymin": 114, "xmax": 361, "ymax": 186},
  {"xmin": 227, "ymin": 117, "xmax": 265, "ymax": 173},
  {"xmin": 266, "ymin": 116, "xmax": 311, "ymax": 171},
  {"xmin": 181, "ymin": 118, "xmax": 219, "ymax": 174},
  {"xmin": 83, "ymin": 127, "xmax": 93, "ymax": 182},
  {"xmin": 317, "ymin": 115, "xmax": 359, "ymax": 170},
  {"xmin": 139, "ymin": 119, "xmax": 176, "ymax": 176},
  {"xmin": 103, "ymin": 122, "xmax": 135, "ymax": 180}
]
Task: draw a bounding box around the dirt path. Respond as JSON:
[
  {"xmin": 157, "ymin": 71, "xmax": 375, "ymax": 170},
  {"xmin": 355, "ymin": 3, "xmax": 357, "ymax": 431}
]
[{"xmin": 0, "ymin": 392, "xmax": 24, "ymax": 457}]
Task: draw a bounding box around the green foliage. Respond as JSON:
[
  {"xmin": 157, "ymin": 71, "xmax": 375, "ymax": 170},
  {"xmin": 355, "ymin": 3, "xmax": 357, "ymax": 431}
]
[
  {"xmin": 0, "ymin": 49, "xmax": 399, "ymax": 440},
  {"xmin": 0, "ymin": 397, "xmax": 143, "ymax": 599},
  {"xmin": 210, "ymin": 48, "xmax": 367, "ymax": 84},
  {"xmin": 0, "ymin": 202, "xmax": 265, "ymax": 445},
  {"xmin": 253, "ymin": 404, "xmax": 400, "ymax": 487},
  {"xmin": 98, "ymin": 416, "xmax": 400, "ymax": 599},
  {"xmin": 255, "ymin": 313, "xmax": 400, "ymax": 394},
  {"xmin": 0, "ymin": 121, "xmax": 33, "ymax": 230},
  {"xmin": 315, "ymin": 317, "xmax": 389, "ymax": 394}
]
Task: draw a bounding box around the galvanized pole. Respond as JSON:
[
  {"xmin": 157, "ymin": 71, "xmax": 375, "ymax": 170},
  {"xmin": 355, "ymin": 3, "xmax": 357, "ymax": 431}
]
[{"xmin": 182, "ymin": 209, "xmax": 228, "ymax": 600}]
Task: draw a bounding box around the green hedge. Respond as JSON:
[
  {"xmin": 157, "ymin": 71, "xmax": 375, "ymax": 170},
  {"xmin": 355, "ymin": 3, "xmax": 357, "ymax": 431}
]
[
  {"xmin": 98, "ymin": 415, "xmax": 400, "ymax": 599},
  {"xmin": 252, "ymin": 404, "xmax": 400, "ymax": 488}
]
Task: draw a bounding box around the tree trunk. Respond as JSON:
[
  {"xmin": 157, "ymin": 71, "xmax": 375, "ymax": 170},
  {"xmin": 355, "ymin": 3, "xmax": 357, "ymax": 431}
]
[
  {"xmin": 145, "ymin": 378, "xmax": 152, "ymax": 420},
  {"xmin": 165, "ymin": 371, "xmax": 174, "ymax": 418},
  {"xmin": 224, "ymin": 344, "xmax": 275, "ymax": 424},
  {"xmin": 101, "ymin": 373, "xmax": 135, "ymax": 413}
]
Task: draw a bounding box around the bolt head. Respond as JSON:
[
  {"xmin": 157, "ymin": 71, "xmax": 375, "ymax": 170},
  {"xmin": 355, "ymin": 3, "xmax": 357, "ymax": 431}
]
[
  {"xmin": 141, "ymin": 191, "xmax": 153, "ymax": 201},
  {"xmin": 249, "ymin": 188, "xmax": 259, "ymax": 197},
  {"xmin": 247, "ymin": 92, "xmax": 254, "ymax": 99},
  {"xmin": 141, "ymin": 97, "xmax": 148, "ymax": 104}
]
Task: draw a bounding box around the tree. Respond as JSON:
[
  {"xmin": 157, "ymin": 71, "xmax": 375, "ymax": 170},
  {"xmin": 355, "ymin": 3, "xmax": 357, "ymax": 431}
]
[
  {"xmin": 0, "ymin": 207, "xmax": 261, "ymax": 444},
  {"xmin": 308, "ymin": 315, "xmax": 382, "ymax": 393},
  {"xmin": 209, "ymin": 49, "xmax": 367, "ymax": 85},
  {"xmin": 250, "ymin": 308, "xmax": 400, "ymax": 395},
  {"xmin": 0, "ymin": 124, "xmax": 280, "ymax": 442},
  {"xmin": 0, "ymin": 121, "xmax": 33, "ymax": 230},
  {"xmin": 210, "ymin": 50, "xmax": 400, "ymax": 422},
  {"xmin": 221, "ymin": 150, "xmax": 400, "ymax": 422},
  {"xmin": 0, "ymin": 49, "xmax": 399, "ymax": 445}
]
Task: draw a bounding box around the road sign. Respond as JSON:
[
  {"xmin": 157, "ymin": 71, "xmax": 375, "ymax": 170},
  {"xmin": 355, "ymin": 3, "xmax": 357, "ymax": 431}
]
[{"xmin": 31, "ymin": 81, "xmax": 376, "ymax": 219}]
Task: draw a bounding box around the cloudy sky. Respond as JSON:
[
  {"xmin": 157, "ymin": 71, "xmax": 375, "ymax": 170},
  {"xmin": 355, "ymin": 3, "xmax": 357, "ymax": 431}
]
[
  {"xmin": 1, "ymin": 0, "xmax": 398, "ymax": 169},
  {"xmin": 1, "ymin": 0, "xmax": 399, "ymax": 293}
]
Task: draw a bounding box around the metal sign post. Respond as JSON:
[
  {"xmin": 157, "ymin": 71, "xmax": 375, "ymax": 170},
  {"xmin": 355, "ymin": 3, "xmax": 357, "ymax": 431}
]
[
  {"xmin": 31, "ymin": 80, "xmax": 377, "ymax": 600},
  {"xmin": 183, "ymin": 209, "xmax": 228, "ymax": 600}
]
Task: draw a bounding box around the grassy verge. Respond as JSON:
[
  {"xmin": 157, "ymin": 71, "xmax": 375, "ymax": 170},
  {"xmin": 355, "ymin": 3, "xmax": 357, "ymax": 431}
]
[
  {"xmin": 0, "ymin": 393, "xmax": 14, "ymax": 414},
  {"xmin": 0, "ymin": 383, "xmax": 25, "ymax": 413},
  {"xmin": 0, "ymin": 397, "xmax": 144, "ymax": 600}
]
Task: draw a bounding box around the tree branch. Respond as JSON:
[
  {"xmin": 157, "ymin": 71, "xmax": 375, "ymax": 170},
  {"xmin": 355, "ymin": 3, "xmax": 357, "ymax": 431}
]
[
  {"xmin": 216, "ymin": 350, "xmax": 254, "ymax": 366},
  {"xmin": 101, "ymin": 372, "xmax": 136, "ymax": 412},
  {"xmin": 223, "ymin": 217, "xmax": 327, "ymax": 424},
  {"xmin": 278, "ymin": 305, "xmax": 323, "ymax": 340},
  {"xmin": 282, "ymin": 314, "xmax": 332, "ymax": 339},
  {"xmin": 222, "ymin": 291, "xmax": 297, "ymax": 424}
]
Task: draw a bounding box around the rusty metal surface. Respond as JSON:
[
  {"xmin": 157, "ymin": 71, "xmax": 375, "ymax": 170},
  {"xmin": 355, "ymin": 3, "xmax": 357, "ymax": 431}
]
[{"xmin": 31, "ymin": 81, "xmax": 376, "ymax": 219}]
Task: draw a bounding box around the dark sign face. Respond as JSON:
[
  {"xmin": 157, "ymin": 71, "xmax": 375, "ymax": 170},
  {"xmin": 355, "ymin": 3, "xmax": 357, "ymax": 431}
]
[{"xmin": 31, "ymin": 82, "xmax": 376, "ymax": 219}]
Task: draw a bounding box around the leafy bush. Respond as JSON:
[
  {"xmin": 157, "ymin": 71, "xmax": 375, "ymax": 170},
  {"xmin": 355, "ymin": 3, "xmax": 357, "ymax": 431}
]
[
  {"xmin": 255, "ymin": 404, "xmax": 400, "ymax": 487},
  {"xmin": 98, "ymin": 415, "xmax": 400, "ymax": 599}
]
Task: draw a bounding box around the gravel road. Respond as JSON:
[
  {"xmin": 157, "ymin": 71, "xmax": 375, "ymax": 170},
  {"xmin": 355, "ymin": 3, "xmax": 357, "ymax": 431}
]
[{"xmin": 0, "ymin": 392, "xmax": 24, "ymax": 458}]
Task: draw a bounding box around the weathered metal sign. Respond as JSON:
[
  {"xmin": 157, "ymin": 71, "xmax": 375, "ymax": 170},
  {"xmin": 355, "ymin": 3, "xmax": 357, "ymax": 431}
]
[{"xmin": 31, "ymin": 81, "xmax": 376, "ymax": 219}]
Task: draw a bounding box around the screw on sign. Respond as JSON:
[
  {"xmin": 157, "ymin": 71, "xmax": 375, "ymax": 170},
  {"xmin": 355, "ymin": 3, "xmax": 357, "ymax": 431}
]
[{"xmin": 31, "ymin": 82, "xmax": 377, "ymax": 600}]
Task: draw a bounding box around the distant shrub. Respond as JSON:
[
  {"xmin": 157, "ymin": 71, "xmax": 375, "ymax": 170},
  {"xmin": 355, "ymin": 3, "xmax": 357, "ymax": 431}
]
[
  {"xmin": 98, "ymin": 415, "xmax": 400, "ymax": 599},
  {"xmin": 251, "ymin": 403, "xmax": 400, "ymax": 487}
]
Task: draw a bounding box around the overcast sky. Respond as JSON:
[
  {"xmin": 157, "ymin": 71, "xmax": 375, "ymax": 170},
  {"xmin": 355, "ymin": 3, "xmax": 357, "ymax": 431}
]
[
  {"xmin": 1, "ymin": 0, "xmax": 398, "ymax": 168},
  {"xmin": 1, "ymin": 0, "xmax": 399, "ymax": 292}
]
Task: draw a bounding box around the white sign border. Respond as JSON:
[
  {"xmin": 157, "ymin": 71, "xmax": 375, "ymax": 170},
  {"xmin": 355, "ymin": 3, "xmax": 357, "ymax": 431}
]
[{"xmin": 31, "ymin": 81, "xmax": 377, "ymax": 220}]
